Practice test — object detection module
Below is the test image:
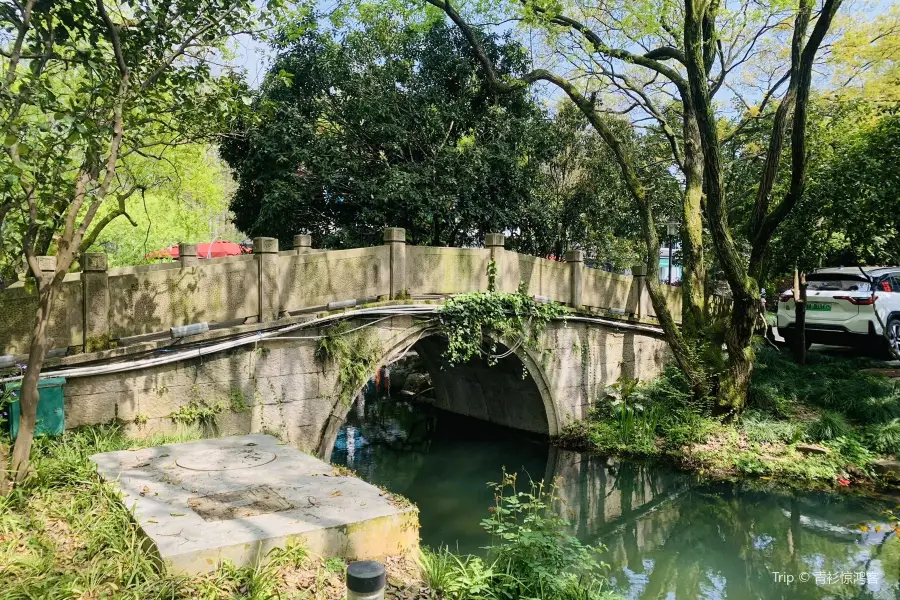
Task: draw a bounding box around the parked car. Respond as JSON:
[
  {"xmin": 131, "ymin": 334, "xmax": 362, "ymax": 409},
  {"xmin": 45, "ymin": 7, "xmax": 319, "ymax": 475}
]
[{"xmin": 777, "ymin": 266, "xmax": 900, "ymax": 358}]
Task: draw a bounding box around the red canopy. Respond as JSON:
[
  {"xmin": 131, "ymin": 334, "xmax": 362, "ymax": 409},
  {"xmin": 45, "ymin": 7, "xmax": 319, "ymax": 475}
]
[{"xmin": 146, "ymin": 241, "xmax": 250, "ymax": 261}]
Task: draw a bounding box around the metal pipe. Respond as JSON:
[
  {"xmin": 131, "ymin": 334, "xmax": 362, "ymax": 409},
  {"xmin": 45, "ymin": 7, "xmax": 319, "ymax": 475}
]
[
  {"xmin": 170, "ymin": 322, "xmax": 209, "ymax": 338},
  {"xmin": 0, "ymin": 305, "xmax": 664, "ymax": 384}
]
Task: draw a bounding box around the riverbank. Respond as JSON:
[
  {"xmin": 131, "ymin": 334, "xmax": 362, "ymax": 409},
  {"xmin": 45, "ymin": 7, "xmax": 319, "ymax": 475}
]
[
  {"xmin": 555, "ymin": 345, "xmax": 900, "ymax": 489},
  {"xmin": 0, "ymin": 426, "xmax": 623, "ymax": 600}
]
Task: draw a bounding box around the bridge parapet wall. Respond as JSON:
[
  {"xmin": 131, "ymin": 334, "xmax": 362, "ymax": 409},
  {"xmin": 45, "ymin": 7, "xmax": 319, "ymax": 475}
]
[{"xmin": 0, "ymin": 228, "xmax": 688, "ymax": 356}]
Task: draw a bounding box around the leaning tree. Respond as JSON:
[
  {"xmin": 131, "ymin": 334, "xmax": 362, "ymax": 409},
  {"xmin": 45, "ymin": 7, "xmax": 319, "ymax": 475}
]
[
  {"xmin": 0, "ymin": 0, "xmax": 270, "ymax": 485},
  {"xmin": 418, "ymin": 0, "xmax": 842, "ymax": 411}
]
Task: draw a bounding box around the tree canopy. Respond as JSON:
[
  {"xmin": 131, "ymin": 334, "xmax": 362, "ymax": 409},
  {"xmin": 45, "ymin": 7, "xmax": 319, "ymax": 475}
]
[{"xmin": 223, "ymin": 19, "xmax": 561, "ymax": 251}]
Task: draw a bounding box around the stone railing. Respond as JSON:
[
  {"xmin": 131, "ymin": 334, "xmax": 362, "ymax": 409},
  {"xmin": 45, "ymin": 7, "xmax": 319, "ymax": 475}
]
[{"xmin": 0, "ymin": 228, "xmax": 682, "ymax": 356}]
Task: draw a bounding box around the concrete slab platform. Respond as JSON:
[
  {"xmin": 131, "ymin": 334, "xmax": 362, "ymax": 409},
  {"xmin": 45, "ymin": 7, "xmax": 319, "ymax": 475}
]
[{"xmin": 90, "ymin": 434, "xmax": 419, "ymax": 574}]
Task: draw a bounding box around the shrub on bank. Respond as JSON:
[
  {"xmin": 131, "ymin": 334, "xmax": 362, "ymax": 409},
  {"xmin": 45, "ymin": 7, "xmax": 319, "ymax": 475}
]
[
  {"xmin": 556, "ymin": 345, "xmax": 898, "ymax": 486},
  {"xmin": 418, "ymin": 470, "xmax": 620, "ymax": 600}
]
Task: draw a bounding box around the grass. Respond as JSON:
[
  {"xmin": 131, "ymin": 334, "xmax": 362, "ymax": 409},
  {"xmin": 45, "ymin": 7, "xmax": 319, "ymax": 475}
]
[
  {"xmin": 1, "ymin": 426, "xmax": 617, "ymax": 600},
  {"xmin": 556, "ymin": 345, "xmax": 900, "ymax": 487},
  {"xmin": 0, "ymin": 425, "xmax": 418, "ymax": 600}
]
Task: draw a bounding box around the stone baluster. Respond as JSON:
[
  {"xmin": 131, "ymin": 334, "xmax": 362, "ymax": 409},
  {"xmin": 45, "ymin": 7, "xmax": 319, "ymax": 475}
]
[
  {"xmin": 631, "ymin": 264, "xmax": 647, "ymax": 319},
  {"xmin": 485, "ymin": 233, "xmax": 505, "ymax": 292},
  {"xmin": 81, "ymin": 253, "xmax": 110, "ymax": 352},
  {"xmin": 565, "ymin": 249, "xmax": 584, "ymax": 309},
  {"xmin": 254, "ymin": 237, "xmax": 280, "ymax": 322},
  {"xmin": 293, "ymin": 234, "xmax": 312, "ymax": 255},
  {"xmin": 383, "ymin": 228, "xmax": 406, "ymax": 299},
  {"xmin": 178, "ymin": 243, "xmax": 198, "ymax": 267}
]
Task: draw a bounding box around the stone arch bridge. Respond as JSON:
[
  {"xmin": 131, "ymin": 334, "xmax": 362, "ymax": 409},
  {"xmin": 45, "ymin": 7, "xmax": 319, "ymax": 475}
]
[{"xmin": 0, "ymin": 229, "xmax": 686, "ymax": 454}]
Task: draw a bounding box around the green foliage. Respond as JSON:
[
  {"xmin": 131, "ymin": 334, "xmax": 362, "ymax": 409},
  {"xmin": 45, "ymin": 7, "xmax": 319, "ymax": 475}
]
[
  {"xmin": 84, "ymin": 334, "xmax": 112, "ymax": 354},
  {"xmin": 0, "ymin": 0, "xmax": 264, "ymax": 281},
  {"xmin": 315, "ymin": 321, "xmax": 382, "ymax": 405},
  {"xmin": 228, "ymin": 389, "xmax": 250, "ymax": 413},
  {"xmin": 169, "ymin": 400, "xmax": 226, "ymax": 427},
  {"xmin": 600, "ymin": 378, "xmax": 662, "ymax": 452},
  {"xmin": 487, "ymin": 259, "xmax": 498, "ymax": 292},
  {"xmin": 418, "ymin": 546, "xmax": 459, "ymax": 596},
  {"xmin": 742, "ymin": 413, "xmax": 804, "ymax": 444},
  {"xmin": 728, "ymin": 99, "xmax": 900, "ymax": 281},
  {"xmin": 438, "ymin": 286, "xmax": 567, "ymax": 367},
  {"xmin": 480, "ymin": 471, "xmax": 613, "ymax": 600},
  {"xmin": 223, "ymin": 18, "xmax": 559, "ymax": 251},
  {"xmin": 866, "ymin": 419, "xmax": 900, "ymax": 455},
  {"xmin": 419, "ymin": 471, "xmax": 616, "ymax": 600},
  {"xmin": 323, "ymin": 557, "xmax": 346, "ymax": 574},
  {"xmin": 559, "ymin": 344, "xmax": 900, "ymax": 484},
  {"xmin": 86, "ymin": 145, "xmax": 241, "ymax": 267}
]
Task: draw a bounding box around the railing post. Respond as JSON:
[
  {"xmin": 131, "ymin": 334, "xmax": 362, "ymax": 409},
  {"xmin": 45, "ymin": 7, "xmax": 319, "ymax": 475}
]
[
  {"xmin": 485, "ymin": 233, "xmax": 505, "ymax": 261},
  {"xmin": 37, "ymin": 255, "xmax": 56, "ymax": 277},
  {"xmin": 254, "ymin": 237, "xmax": 280, "ymax": 322},
  {"xmin": 81, "ymin": 253, "xmax": 110, "ymax": 352},
  {"xmin": 485, "ymin": 233, "xmax": 505, "ymax": 291},
  {"xmin": 178, "ymin": 243, "xmax": 198, "ymax": 267},
  {"xmin": 383, "ymin": 227, "xmax": 406, "ymax": 299},
  {"xmin": 631, "ymin": 264, "xmax": 647, "ymax": 319},
  {"xmin": 293, "ymin": 234, "xmax": 312, "ymax": 255},
  {"xmin": 565, "ymin": 249, "xmax": 583, "ymax": 309}
]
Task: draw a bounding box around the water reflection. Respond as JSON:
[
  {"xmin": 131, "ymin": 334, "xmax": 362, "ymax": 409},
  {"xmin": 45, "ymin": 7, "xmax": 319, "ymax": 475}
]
[{"xmin": 329, "ymin": 394, "xmax": 900, "ymax": 599}]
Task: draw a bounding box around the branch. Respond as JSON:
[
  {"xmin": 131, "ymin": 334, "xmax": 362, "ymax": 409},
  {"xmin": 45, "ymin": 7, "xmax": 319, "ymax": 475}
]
[
  {"xmin": 79, "ymin": 187, "xmax": 140, "ymax": 253},
  {"xmin": 748, "ymin": 1, "xmax": 811, "ymax": 239},
  {"xmin": 522, "ymin": 1, "xmax": 689, "ymax": 93},
  {"xmin": 720, "ymin": 69, "xmax": 791, "ymax": 144},
  {"xmin": 594, "ymin": 61, "xmax": 684, "ymax": 169},
  {"xmin": 751, "ymin": 0, "xmax": 843, "ymax": 268},
  {"xmin": 644, "ymin": 46, "xmax": 688, "ymax": 63},
  {"xmin": 95, "ymin": 0, "xmax": 128, "ymax": 76},
  {"xmin": 142, "ymin": 18, "xmax": 221, "ymax": 90},
  {"xmin": 3, "ymin": 0, "xmax": 36, "ymax": 88}
]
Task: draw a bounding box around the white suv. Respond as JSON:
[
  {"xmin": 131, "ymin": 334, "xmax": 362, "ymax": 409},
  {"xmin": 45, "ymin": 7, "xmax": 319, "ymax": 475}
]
[{"xmin": 777, "ymin": 266, "xmax": 900, "ymax": 358}]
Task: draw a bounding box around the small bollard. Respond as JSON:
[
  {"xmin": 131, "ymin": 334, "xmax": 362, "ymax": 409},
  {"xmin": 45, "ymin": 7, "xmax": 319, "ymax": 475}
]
[{"xmin": 346, "ymin": 560, "xmax": 386, "ymax": 600}]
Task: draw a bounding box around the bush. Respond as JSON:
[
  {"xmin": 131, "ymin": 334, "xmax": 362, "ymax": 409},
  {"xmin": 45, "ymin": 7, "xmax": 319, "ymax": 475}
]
[
  {"xmin": 866, "ymin": 419, "xmax": 900, "ymax": 456},
  {"xmin": 806, "ymin": 411, "xmax": 853, "ymax": 442},
  {"xmin": 742, "ymin": 413, "xmax": 804, "ymax": 444},
  {"xmin": 481, "ymin": 471, "xmax": 614, "ymax": 600},
  {"xmin": 660, "ymin": 412, "xmax": 720, "ymax": 447}
]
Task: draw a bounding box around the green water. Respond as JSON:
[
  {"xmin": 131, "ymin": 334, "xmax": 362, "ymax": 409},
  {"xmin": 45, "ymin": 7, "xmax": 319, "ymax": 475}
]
[{"xmin": 329, "ymin": 396, "xmax": 900, "ymax": 600}]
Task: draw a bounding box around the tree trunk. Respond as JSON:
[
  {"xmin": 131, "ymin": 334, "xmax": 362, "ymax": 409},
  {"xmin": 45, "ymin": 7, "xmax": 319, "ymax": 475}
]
[
  {"xmin": 717, "ymin": 290, "xmax": 757, "ymax": 416},
  {"xmin": 10, "ymin": 283, "xmax": 56, "ymax": 483},
  {"xmin": 680, "ymin": 108, "xmax": 706, "ymax": 337}
]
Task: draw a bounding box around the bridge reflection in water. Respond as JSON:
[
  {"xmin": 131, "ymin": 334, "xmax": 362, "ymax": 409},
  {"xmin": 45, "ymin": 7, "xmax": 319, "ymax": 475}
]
[{"xmin": 330, "ymin": 393, "xmax": 900, "ymax": 600}]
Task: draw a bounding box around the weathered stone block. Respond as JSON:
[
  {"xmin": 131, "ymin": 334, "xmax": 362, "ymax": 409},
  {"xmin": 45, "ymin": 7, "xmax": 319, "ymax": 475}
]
[
  {"xmin": 253, "ymin": 237, "xmax": 279, "ymax": 254},
  {"xmin": 485, "ymin": 233, "xmax": 505, "ymax": 248},
  {"xmin": 82, "ymin": 253, "xmax": 108, "ymax": 272},
  {"xmin": 382, "ymin": 227, "xmax": 406, "ymax": 243}
]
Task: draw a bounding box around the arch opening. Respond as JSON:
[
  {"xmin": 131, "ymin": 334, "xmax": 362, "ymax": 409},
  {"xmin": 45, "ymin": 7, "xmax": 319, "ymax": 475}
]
[
  {"xmin": 316, "ymin": 326, "xmax": 558, "ymax": 461},
  {"xmin": 410, "ymin": 335, "xmax": 551, "ymax": 435}
]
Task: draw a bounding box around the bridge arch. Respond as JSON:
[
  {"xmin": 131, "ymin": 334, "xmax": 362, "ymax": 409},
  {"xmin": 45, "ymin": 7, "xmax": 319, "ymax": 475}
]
[{"xmin": 315, "ymin": 320, "xmax": 561, "ymax": 460}]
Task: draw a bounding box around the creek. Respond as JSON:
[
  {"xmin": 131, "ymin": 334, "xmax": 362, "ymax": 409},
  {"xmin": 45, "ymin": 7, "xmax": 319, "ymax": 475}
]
[{"xmin": 329, "ymin": 393, "xmax": 900, "ymax": 600}]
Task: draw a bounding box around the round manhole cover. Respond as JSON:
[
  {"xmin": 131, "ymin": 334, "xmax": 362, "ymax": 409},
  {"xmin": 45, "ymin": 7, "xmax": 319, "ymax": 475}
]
[{"xmin": 176, "ymin": 446, "xmax": 277, "ymax": 471}]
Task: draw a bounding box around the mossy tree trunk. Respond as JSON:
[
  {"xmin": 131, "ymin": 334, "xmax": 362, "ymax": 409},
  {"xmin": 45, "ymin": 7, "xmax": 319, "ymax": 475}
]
[{"xmin": 426, "ymin": 0, "xmax": 843, "ymax": 413}]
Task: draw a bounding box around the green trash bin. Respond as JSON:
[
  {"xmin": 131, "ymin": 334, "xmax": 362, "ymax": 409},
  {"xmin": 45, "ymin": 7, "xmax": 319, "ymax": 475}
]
[{"xmin": 5, "ymin": 377, "xmax": 66, "ymax": 439}]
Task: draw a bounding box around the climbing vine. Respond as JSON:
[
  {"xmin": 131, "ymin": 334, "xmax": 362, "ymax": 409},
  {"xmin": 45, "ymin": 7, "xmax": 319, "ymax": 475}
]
[
  {"xmin": 438, "ymin": 281, "xmax": 567, "ymax": 366},
  {"xmin": 315, "ymin": 321, "xmax": 382, "ymax": 406}
]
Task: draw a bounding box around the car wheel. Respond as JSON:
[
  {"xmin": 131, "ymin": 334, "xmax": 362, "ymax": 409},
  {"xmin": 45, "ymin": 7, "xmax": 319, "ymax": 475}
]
[{"xmin": 885, "ymin": 317, "xmax": 900, "ymax": 360}]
